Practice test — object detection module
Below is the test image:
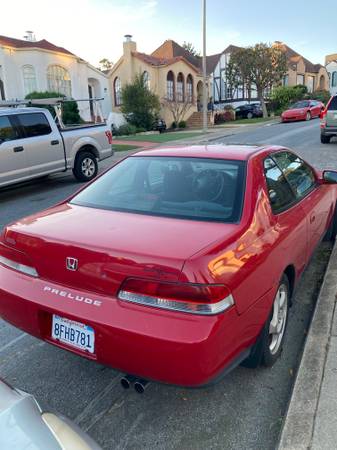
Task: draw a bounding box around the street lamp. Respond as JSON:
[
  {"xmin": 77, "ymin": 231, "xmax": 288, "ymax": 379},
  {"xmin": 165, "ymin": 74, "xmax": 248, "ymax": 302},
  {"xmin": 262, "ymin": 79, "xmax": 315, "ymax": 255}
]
[{"xmin": 202, "ymin": 0, "xmax": 207, "ymax": 132}]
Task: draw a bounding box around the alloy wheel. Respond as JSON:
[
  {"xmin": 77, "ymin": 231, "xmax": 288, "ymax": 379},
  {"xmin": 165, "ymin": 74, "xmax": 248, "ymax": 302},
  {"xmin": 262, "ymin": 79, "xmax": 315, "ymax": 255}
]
[
  {"xmin": 269, "ymin": 284, "xmax": 288, "ymax": 355},
  {"xmin": 81, "ymin": 158, "xmax": 96, "ymax": 178}
]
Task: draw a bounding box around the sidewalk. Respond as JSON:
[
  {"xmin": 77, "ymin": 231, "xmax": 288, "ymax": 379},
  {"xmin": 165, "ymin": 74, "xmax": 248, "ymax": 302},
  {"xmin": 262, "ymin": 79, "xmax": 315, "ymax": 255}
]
[{"xmin": 278, "ymin": 241, "xmax": 337, "ymax": 449}]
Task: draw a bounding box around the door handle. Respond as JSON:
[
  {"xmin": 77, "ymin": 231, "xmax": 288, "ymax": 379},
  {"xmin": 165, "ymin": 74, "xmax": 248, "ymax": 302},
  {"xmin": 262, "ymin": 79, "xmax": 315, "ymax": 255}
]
[
  {"xmin": 13, "ymin": 146, "xmax": 24, "ymax": 152},
  {"xmin": 51, "ymin": 140, "xmax": 60, "ymax": 145}
]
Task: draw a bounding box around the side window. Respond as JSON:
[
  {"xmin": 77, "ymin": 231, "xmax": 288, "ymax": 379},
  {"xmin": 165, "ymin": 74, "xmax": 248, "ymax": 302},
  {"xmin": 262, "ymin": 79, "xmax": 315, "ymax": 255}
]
[
  {"xmin": 17, "ymin": 113, "xmax": 52, "ymax": 138},
  {"xmin": 264, "ymin": 157, "xmax": 295, "ymax": 213},
  {"xmin": 273, "ymin": 152, "xmax": 316, "ymax": 199},
  {"xmin": 0, "ymin": 116, "xmax": 20, "ymax": 142}
]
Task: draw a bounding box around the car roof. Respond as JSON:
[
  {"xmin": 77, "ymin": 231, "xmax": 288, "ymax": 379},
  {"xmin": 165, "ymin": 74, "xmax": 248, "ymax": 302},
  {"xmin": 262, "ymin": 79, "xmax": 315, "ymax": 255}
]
[
  {"xmin": 133, "ymin": 145, "xmax": 283, "ymax": 161},
  {"xmin": 0, "ymin": 107, "xmax": 49, "ymax": 115}
]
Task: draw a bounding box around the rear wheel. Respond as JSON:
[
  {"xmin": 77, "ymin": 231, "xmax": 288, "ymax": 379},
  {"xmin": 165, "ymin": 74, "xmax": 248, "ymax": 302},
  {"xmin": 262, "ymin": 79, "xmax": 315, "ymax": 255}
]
[
  {"xmin": 324, "ymin": 205, "xmax": 337, "ymax": 241},
  {"xmin": 73, "ymin": 151, "xmax": 98, "ymax": 182},
  {"xmin": 242, "ymin": 275, "xmax": 289, "ymax": 368},
  {"xmin": 247, "ymin": 112, "xmax": 253, "ymax": 119},
  {"xmin": 321, "ymin": 134, "xmax": 331, "ymax": 144},
  {"xmin": 306, "ymin": 112, "xmax": 311, "ymax": 121}
]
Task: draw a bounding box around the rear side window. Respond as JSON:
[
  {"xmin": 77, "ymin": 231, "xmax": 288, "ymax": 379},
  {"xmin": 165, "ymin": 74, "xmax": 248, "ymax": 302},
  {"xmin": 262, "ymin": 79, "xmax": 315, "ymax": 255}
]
[
  {"xmin": 264, "ymin": 157, "xmax": 295, "ymax": 213},
  {"xmin": 273, "ymin": 152, "xmax": 316, "ymax": 199},
  {"xmin": 17, "ymin": 113, "xmax": 52, "ymax": 137},
  {"xmin": 327, "ymin": 96, "xmax": 337, "ymax": 111},
  {"xmin": 0, "ymin": 116, "xmax": 19, "ymax": 142}
]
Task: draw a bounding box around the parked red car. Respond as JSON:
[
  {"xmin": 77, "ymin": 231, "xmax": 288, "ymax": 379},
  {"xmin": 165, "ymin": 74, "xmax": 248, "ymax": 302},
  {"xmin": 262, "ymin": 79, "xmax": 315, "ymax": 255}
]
[
  {"xmin": 1, "ymin": 145, "xmax": 337, "ymax": 387},
  {"xmin": 281, "ymin": 100, "xmax": 324, "ymax": 122}
]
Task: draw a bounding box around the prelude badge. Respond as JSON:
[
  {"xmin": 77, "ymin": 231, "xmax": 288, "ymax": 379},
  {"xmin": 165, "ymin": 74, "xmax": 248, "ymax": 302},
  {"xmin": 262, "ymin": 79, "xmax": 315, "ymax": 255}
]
[{"xmin": 66, "ymin": 257, "xmax": 78, "ymax": 271}]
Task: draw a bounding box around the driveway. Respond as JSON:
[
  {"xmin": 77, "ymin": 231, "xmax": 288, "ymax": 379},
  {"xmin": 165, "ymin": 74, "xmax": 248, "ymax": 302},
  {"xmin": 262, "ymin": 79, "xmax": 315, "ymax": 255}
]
[{"xmin": 0, "ymin": 118, "xmax": 335, "ymax": 450}]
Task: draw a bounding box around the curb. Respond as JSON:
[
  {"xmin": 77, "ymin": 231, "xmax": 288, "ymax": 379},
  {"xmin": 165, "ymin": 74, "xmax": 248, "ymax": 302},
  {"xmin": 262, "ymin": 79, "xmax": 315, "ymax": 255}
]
[{"xmin": 278, "ymin": 240, "xmax": 337, "ymax": 449}]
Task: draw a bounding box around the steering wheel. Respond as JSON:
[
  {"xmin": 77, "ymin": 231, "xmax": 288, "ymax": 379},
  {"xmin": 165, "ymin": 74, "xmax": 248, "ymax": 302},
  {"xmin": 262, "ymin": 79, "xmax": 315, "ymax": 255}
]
[{"xmin": 193, "ymin": 169, "xmax": 224, "ymax": 202}]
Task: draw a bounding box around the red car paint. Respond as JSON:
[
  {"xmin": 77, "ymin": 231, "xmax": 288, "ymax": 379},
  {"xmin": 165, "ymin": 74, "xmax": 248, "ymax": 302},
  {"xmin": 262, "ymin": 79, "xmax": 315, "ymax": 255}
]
[
  {"xmin": 0, "ymin": 145, "xmax": 335, "ymax": 387},
  {"xmin": 281, "ymin": 100, "xmax": 324, "ymax": 122}
]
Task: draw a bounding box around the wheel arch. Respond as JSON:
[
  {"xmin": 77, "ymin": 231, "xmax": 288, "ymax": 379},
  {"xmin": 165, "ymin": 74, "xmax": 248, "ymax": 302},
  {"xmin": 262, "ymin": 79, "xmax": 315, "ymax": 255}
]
[{"xmin": 283, "ymin": 264, "xmax": 296, "ymax": 303}]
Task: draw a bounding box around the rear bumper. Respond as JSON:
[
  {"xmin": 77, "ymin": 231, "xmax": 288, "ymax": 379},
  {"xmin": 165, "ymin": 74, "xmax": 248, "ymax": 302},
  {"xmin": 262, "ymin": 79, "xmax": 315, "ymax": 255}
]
[
  {"xmin": 321, "ymin": 127, "xmax": 337, "ymax": 136},
  {"xmin": 0, "ymin": 265, "xmax": 258, "ymax": 387}
]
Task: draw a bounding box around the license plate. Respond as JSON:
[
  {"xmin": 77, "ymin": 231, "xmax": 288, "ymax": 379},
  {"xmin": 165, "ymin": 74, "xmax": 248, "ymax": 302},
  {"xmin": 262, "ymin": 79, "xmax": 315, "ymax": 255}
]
[{"xmin": 51, "ymin": 315, "xmax": 95, "ymax": 353}]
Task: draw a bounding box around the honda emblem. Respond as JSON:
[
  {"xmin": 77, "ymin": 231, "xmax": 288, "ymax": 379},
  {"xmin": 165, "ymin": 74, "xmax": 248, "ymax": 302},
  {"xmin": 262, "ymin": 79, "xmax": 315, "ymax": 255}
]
[{"xmin": 66, "ymin": 257, "xmax": 78, "ymax": 271}]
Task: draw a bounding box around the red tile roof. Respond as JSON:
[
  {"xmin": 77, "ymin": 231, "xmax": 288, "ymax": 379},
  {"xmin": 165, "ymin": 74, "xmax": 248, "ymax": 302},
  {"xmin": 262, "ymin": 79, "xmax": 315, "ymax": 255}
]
[
  {"xmin": 0, "ymin": 35, "xmax": 75, "ymax": 57},
  {"xmin": 273, "ymin": 41, "xmax": 323, "ymax": 73},
  {"xmin": 132, "ymin": 51, "xmax": 201, "ymax": 73}
]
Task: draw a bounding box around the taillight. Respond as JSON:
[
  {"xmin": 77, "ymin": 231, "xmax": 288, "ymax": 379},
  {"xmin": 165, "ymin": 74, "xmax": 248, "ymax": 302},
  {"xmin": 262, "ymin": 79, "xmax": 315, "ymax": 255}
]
[
  {"xmin": 320, "ymin": 108, "xmax": 327, "ymax": 128},
  {"xmin": 0, "ymin": 242, "xmax": 38, "ymax": 277},
  {"xmin": 118, "ymin": 278, "xmax": 235, "ymax": 315},
  {"xmin": 105, "ymin": 130, "xmax": 113, "ymax": 145}
]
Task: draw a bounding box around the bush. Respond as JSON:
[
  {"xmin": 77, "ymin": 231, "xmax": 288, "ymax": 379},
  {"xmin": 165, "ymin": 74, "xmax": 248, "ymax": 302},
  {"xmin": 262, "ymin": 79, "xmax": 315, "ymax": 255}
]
[
  {"xmin": 171, "ymin": 121, "xmax": 177, "ymax": 129},
  {"xmin": 310, "ymin": 90, "xmax": 331, "ymax": 105},
  {"xmin": 25, "ymin": 91, "xmax": 82, "ymax": 125},
  {"xmin": 270, "ymin": 85, "xmax": 308, "ymax": 115},
  {"xmin": 178, "ymin": 120, "xmax": 187, "ymax": 128},
  {"xmin": 121, "ymin": 74, "xmax": 160, "ymax": 130},
  {"xmin": 114, "ymin": 123, "xmax": 138, "ymax": 136}
]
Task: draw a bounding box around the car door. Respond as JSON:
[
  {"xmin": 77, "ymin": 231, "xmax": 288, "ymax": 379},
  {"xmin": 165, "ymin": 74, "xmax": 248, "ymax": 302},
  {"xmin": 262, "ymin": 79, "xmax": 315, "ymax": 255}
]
[
  {"xmin": 273, "ymin": 151, "xmax": 330, "ymax": 260},
  {"xmin": 0, "ymin": 114, "xmax": 30, "ymax": 187},
  {"xmin": 16, "ymin": 112, "xmax": 65, "ymax": 177},
  {"xmin": 310, "ymin": 101, "xmax": 320, "ymax": 118},
  {"xmin": 263, "ymin": 156, "xmax": 308, "ymax": 276}
]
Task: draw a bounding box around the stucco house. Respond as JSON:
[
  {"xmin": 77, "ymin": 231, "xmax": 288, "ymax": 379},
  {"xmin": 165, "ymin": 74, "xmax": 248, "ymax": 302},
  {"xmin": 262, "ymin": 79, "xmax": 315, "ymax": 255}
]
[
  {"xmin": 325, "ymin": 54, "xmax": 337, "ymax": 96},
  {"xmin": 0, "ymin": 34, "xmax": 112, "ymax": 121},
  {"xmin": 208, "ymin": 42, "xmax": 329, "ymax": 108},
  {"xmin": 109, "ymin": 36, "xmax": 208, "ymax": 126}
]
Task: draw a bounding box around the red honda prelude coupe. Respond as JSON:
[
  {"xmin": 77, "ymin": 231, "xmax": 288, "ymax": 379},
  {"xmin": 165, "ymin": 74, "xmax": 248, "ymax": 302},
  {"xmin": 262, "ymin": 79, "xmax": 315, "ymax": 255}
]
[
  {"xmin": 1, "ymin": 145, "xmax": 337, "ymax": 387},
  {"xmin": 281, "ymin": 100, "xmax": 324, "ymax": 122}
]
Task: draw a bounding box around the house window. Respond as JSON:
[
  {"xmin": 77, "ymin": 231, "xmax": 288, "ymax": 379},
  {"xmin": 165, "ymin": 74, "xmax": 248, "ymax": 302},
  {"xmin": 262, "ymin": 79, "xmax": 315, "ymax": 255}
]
[
  {"xmin": 176, "ymin": 73, "xmax": 184, "ymax": 102},
  {"xmin": 332, "ymin": 71, "xmax": 337, "ymax": 88},
  {"xmin": 167, "ymin": 71, "xmax": 174, "ymax": 101},
  {"xmin": 143, "ymin": 71, "xmax": 150, "ymax": 89},
  {"xmin": 22, "ymin": 65, "xmax": 37, "ymax": 95},
  {"xmin": 186, "ymin": 74, "xmax": 193, "ymax": 102},
  {"xmin": 114, "ymin": 77, "xmax": 122, "ymax": 106},
  {"xmin": 296, "ymin": 74, "xmax": 305, "ymax": 86},
  {"xmin": 47, "ymin": 65, "xmax": 72, "ymax": 97},
  {"xmin": 0, "ymin": 78, "xmax": 5, "ymax": 100}
]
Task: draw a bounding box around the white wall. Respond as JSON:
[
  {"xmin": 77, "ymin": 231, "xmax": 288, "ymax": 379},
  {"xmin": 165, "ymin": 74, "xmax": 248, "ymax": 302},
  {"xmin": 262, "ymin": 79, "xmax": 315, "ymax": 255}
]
[
  {"xmin": 327, "ymin": 61, "xmax": 337, "ymax": 96},
  {"xmin": 0, "ymin": 46, "xmax": 112, "ymax": 121}
]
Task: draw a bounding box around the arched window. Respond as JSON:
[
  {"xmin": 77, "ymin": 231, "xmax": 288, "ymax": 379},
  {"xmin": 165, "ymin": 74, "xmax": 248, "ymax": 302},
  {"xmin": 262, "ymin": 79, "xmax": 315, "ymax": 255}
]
[
  {"xmin": 143, "ymin": 71, "xmax": 150, "ymax": 89},
  {"xmin": 114, "ymin": 77, "xmax": 122, "ymax": 106},
  {"xmin": 0, "ymin": 78, "xmax": 5, "ymax": 101},
  {"xmin": 167, "ymin": 71, "xmax": 174, "ymax": 101},
  {"xmin": 332, "ymin": 71, "xmax": 337, "ymax": 88},
  {"xmin": 22, "ymin": 65, "xmax": 37, "ymax": 95},
  {"xmin": 186, "ymin": 74, "xmax": 193, "ymax": 103},
  {"xmin": 176, "ymin": 73, "xmax": 184, "ymax": 102},
  {"xmin": 47, "ymin": 65, "xmax": 72, "ymax": 96}
]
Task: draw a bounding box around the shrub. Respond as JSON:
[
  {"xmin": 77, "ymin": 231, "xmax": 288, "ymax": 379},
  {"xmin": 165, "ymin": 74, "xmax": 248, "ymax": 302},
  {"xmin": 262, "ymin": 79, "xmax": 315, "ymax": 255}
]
[
  {"xmin": 178, "ymin": 120, "xmax": 187, "ymax": 128},
  {"xmin": 25, "ymin": 91, "xmax": 82, "ymax": 125},
  {"xmin": 270, "ymin": 85, "xmax": 308, "ymax": 114},
  {"xmin": 114, "ymin": 123, "xmax": 138, "ymax": 136},
  {"xmin": 171, "ymin": 121, "xmax": 177, "ymax": 129},
  {"xmin": 310, "ymin": 90, "xmax": 331, "ymax": 105},
  {"xmin": 121, "ymin": 73, "xmax": 160, "ymax": 130}
]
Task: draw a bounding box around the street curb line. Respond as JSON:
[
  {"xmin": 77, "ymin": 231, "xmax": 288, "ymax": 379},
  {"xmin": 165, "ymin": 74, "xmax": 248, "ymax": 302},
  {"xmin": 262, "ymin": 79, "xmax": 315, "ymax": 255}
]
[{"xmin": 278, "ymin": 241, "xmax": 337, "ymax": 449}]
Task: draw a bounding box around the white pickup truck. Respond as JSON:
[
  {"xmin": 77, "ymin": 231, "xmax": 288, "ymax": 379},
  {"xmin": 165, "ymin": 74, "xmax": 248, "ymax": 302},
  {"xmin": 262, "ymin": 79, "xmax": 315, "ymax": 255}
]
[{"xmin": 0, "ymin": 107, "xmax": 113, "ymax": 188}]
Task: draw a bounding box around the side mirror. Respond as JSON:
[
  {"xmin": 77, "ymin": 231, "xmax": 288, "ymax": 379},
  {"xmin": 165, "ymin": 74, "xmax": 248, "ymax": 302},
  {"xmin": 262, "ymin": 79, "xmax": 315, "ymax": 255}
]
[{"xmin": 323, "ymin": 170, "xmax": 337, "ymax": 184}]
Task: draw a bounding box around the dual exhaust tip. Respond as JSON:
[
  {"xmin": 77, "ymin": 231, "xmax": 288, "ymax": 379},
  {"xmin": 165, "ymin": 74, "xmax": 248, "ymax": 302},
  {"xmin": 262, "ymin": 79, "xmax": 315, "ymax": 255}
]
[{"xmin": 120, "ymin": 375, "xmax": 149, "ymax": 394}]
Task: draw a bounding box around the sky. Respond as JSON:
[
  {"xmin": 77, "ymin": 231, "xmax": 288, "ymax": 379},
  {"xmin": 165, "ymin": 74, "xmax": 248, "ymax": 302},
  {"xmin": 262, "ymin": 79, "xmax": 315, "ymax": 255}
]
[{"xmin": 2, "ymin": 0, "xmax": 336, "ymax": 67}]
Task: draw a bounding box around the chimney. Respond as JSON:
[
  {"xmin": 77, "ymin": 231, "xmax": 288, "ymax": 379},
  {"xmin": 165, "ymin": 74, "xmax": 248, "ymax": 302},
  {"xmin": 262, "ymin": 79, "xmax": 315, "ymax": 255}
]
[
  {"xmin": 24, "ymin": 31, "xmax": 36, "ymax": 42},
  {"xmin": 123, "ymin": 34, "xmax": 137, "ymax": 56}
]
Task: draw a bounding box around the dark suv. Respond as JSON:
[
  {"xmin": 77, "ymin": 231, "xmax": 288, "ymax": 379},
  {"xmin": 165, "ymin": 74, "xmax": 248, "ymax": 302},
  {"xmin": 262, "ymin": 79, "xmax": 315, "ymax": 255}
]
[
  {"xmin": 321, "ymin": 95, "xmax": 337, "ymax": 143},
  {"xmin": 235, "ymin": 103, "xmax": 263, "ymax": 120}
]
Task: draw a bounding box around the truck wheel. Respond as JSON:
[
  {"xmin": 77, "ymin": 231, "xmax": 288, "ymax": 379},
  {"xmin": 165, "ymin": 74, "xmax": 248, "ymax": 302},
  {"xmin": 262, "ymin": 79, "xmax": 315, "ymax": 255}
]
[
  {"xmin": 242, "ymin": 275, "xmax": 289, "ymax": 368},
  {"xmin": 73, "ymin": 152, "xmax": 98, "ymax": 182},
  {"xmin": 321, "ymin": 135, "xmax": 331, "ymax": 144}
]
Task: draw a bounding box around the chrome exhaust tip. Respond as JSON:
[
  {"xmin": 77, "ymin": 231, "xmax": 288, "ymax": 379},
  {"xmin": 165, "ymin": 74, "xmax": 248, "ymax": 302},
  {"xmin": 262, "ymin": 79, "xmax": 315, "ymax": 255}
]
[
  {"xmin": 120, "ymin": 375, "xmax": 136, "ymax": 389},
  {"xmin": 134, "ymin": 379, "xmax": 149, "ymax": 394}
]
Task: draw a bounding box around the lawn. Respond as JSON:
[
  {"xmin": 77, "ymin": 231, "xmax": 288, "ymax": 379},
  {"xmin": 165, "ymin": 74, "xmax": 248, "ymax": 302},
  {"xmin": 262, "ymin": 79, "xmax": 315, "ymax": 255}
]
[
  {"xmin": 112, "ymin": 144, "xmax": 141, "ymax": 152},
  {"xmin": 117, "ymin": 131, "xmax": 203, "ymax": 143}
]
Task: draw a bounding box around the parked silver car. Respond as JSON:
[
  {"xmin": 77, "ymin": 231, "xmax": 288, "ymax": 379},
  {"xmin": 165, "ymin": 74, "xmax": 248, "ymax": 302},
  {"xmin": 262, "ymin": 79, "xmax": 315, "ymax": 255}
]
[
  {"xmin": 321, "ymin": 95, "xmax": 337, "ymax": 143},
  {"xmin": 0, "ymin": 379, "xmax": 100, "ymax": 449}
]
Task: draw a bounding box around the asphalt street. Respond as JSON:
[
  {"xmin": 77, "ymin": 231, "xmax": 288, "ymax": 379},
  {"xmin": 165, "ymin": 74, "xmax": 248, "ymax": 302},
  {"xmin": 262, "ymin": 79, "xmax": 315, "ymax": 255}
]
[{"xmin": 0, "ymin": 118, "xmax": 335, "ymax": 450}]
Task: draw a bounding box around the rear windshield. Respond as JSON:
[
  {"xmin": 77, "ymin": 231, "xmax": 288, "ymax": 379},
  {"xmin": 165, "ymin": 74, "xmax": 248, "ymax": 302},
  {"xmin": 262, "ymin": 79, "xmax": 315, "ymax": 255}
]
[
  {"xmin": 290, "ymin": 101, "xmax": 310, "ymax": 109},
  {"xmin": 71, "ymin": 156, "xmax": 246, "ymax": 223},
  {"xmin": 328, "ymin": 96, "xmax": 337, "ymax": 111}
]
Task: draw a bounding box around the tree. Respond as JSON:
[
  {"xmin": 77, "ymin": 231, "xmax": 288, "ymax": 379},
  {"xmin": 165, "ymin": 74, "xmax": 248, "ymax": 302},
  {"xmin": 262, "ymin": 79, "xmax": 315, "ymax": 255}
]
[
  {"xmin": 99, "ymin": 58, "xmax": 113, "ymax": 71},
  {"xmin": 229, "ymin": 43, "xmax": 287, "ymax": 117},
  {"xmin": 182, "ymin": 41, "xmax": 200, "ymax": 57},
  {"xmin": 161, "ymin": 97, "xmax": 193, "ymax": 126},
  {"xmin": 121, "ymin": 73, "xmax": 160, "ymax": 130}
]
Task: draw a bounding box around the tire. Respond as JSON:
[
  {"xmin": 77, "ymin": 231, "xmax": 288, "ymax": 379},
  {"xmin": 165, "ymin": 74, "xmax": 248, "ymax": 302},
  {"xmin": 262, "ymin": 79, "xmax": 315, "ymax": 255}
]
[
  {"xmin": 247, "ymin": 112, "xmax": 253, "ymax": 119},
  {"xmin": 306, "ymin": 112, "xmax": 311, "ymax": 121},
  {"xmin": 321, "ymin": 134, "xmax": 331, "ymax": 144},
  {"xmin": 242, "ymin": 275, "xmax": 290, "ymax": 368},
  {"xmin": 324, "ymin": 205, "xmax": 337, "ymax": 242},
  {"xmin": 72, "ymin": 151, "xmax": 98, "ymax": 182}
]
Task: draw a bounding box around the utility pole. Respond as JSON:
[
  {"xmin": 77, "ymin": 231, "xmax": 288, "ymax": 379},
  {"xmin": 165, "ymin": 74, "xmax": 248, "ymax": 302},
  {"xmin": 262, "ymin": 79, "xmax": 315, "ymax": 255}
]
[{"xmin": 202, "ymin": 0, "xmax": 207, "ymax": 132}]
